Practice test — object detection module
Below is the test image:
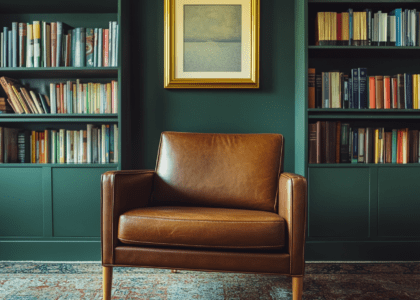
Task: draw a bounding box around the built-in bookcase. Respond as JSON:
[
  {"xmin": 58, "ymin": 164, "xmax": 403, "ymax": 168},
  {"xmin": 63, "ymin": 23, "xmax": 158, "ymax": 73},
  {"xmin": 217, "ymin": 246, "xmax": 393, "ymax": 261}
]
[
  {"xmin": 0, "ymin": 0, "xmax": 130, "ymax": 260},
  {"xmin": 295, "ymin": 0, "xmax": 420, "ymax": 261}
]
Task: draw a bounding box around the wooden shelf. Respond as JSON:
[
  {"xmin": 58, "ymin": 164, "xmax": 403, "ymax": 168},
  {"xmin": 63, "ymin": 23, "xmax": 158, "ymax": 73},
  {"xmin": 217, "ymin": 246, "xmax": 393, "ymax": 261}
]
[
  {"xmin": 309, "ymin": 163, "xmax": 420, "ymax": 167},
  {"xmin": 0, "ymin": 67, "xmax": 118, "ymax": 78}
]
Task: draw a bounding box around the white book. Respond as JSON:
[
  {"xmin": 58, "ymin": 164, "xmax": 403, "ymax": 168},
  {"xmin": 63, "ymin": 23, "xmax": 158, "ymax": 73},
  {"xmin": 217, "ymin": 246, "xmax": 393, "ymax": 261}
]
[
  {"xmin": 12, "ymin": 22, "xmax": 17, "ymax": 67},
  {"xmin": 101, "ymin": 124, "xmax": 106, "ymax": 163},
  {"xmin": 411, "ymin": 10, "xmax": 416, "ymax": 46},
  {"xmin": 114, "ymin": 124, "xmax": 118, "ymax": 163},
  {"xmin": 98, "ymin": 28, "xmax": 102, "ymax": 67},
  {"xmin": 87, "ymin": 124, "xmax": 93, "ymax": 163},
  {"xmin": 74, "ymin": 130, "xmax": 79, "ymax": 163},
  {"xmin": 42, "ymin": 21, "xmax": 47, "ymax": 67},
  {"xmin": 56, "ymin": 22, "xmax": 62, "ymax": 67},
  {"xmin": 59, "ymin": 129, "xmax": 65, "ymax": 163},
  {"xmin": 51, "ymin": 130, "xmax": 57, "ymax": 163},
  {"xmin": 83, "ymin": 83, "xmax": 88, "ymax": 113},
  {"xmin": 50, "ymin": 83, "xmax": 56, "ymax": 114},
  {"xmin": 76, "ymin": 79, "xmax": 81, "ymax": 114},
  {"xmin": 66, "ymin": 130, "xmax": 71, "ymax": 163},
  {"xmin": 115, "ymin": 24, "xmax": 119, "ymax": 66},
  {"xmin": 79, "ymin": 129, "xmax": 84, "ymax": 163},
  {"xmin": 112, "ymin": 22, "xmax": 117, "ymax": 67},
  {"xmin": 382, "ymin": 13, "xmax": 388, "ymax": 44},
  {"xmin": 97, "ymin": 127, "xmax": 101, "ymax": 163}
]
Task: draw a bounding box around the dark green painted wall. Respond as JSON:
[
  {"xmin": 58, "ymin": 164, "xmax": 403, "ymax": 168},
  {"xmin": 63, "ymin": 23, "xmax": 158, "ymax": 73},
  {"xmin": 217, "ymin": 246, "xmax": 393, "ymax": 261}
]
[{"xmin": 129, "ymin": 0, "xmax": 296, "ymax": 172}]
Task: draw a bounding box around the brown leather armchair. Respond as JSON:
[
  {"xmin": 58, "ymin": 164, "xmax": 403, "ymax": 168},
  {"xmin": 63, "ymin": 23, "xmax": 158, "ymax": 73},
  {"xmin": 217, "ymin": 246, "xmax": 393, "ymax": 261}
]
[{"xmin": 101, "ymin": 132, "xmax": 307, "ymax": 300}]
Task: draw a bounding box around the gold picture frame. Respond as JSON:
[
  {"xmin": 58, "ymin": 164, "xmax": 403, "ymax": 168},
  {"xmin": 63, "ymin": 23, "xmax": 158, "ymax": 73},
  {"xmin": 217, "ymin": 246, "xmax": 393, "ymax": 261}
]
[{"xmin": 164, "ymin": 0, "xmax": 260, "ymax": 89}]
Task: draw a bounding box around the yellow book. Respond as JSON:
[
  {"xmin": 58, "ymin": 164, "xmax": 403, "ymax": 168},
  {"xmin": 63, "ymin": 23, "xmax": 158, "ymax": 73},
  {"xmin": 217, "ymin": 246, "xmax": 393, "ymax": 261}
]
[
  {"xmin": 361, "ymin": 11, "xmax": 367, "ymax": 44},
  {"xmin": 316, "ymin": 12, "xmax": 325, "ymax": 45},
  {"xmin": 417, "ymin": 74, "xmax": 420, "ymax": 110},
  {"xmin": 27, "ymin": 24, "xmax": 33, "ymax": 67},
  {"xmin": 332, "ymin": 12, "xmax": 337, "ymax": 45},
  {"xmin": 96, "ymin": 83, "xmax": 101, "ymax": 113},
  {"xmin": 44, "ymin": 129, "xmax": 49, "ymax": 163},
  {"xmin": 342, "ymin": 12, "xmax": 349, "ymax": 43},
  {"xmin": 354, "ymin": 12, "xmax": 360, "ymax": 44},
  {"xmin": 106, "ymin": 83, "xmax": 112, "ymax": 113},
  {"xmin": 413, "ymin": 74, "xmax": 418, "ymax": 109},
  {"xmin": 374, "ymin": 129, "xmax": 379, "ymax": 164},
  {"xmin": 32, "ymin": 21, "xmax": 41, "ymax": 67},
  {"xmin": 11, "ymin": 85, "xmax": 30, "ymax": 114}
]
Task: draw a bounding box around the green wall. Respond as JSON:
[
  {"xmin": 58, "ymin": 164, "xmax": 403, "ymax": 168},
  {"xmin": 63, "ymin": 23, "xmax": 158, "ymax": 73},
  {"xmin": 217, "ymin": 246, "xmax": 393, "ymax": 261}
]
[{"xmin": 129, "ymin": 0, "xmax": 296, "ymax": 172}]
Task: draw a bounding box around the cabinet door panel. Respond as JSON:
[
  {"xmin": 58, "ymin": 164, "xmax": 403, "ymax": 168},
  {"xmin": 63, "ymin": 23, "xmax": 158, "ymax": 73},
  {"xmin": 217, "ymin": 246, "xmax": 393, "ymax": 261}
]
[
  {"xmin": 378, "ymin": 168, "xmax": 420, "ymax": 237},
  {"xmin": 52, "ymin": 167, "xmax": 116, "ymax": 237},
  {"xmin": 0, "ymin": 168, "xmax": 43, "ymax": 236},
  {"xmin": 308, "ymin": 168, "xmax": 370, "ymax": 238}
]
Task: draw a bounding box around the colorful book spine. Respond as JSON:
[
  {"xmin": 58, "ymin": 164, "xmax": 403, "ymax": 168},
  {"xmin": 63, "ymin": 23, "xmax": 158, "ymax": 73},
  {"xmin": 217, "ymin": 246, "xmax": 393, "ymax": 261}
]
[
  {"xmin": 18, "ymin": 23, "xmax": 26, "ymax": 67},
  {"xmin": 33, "ymin": 21, "xmax": 41, "ymax": 67},
  {"xmin": 86, "ymin": 28, "xmax": 94, "ymax": 67},
  {"xmin": 80, "ymin": 28, "xmax": 85, "ymax": 67},
  {"xmin": 98, "ymin": 28, "xmax": 103, "ymax": 67},
  {"xmin": 12, "ymin": 22, "xmax": 17, "ymax": 68},
  {"xmin": 56, "ymin": 22, "xmax": 62, "ymax": 67},
  {"xmin": 358, "ymin": 68, "xmax": 367, "ymax": 108}
]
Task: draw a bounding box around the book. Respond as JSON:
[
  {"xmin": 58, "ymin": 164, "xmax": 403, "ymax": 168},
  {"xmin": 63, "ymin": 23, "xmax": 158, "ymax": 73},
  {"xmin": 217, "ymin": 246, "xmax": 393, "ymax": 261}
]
[
  {"xmin": 26, "ymin": 24, "xmax": 33, "ymax": 67},
  {"xmin": 358, "ymin": 128, "xmax": 365, "ymax": 163},
  {"xmin": 369, "ymin": 76, "xmax": 375, "ymax": 108},
  {"xmin": 384, "ymin": 76, "xmax": 391, "ymax": 109},
  {"xmin": 326, "ymin": 121, "xmax": 336, "ymax": 163},
  {"xmin": 18, "ymin": 23, "xmax": 27, "ymax": 67},
  {"xmin": 358, "ymin": 68, "xmax": 367, "ymax": 108},
  {"xmin": 12, "ymin": 22, "xmax": 17, "ymax": 67},
  {"xmin": 86, "ymin": 28, "xmax": 94, "ymax": 67},
  {"xmin": 3, "ymin": 128, "xmax": 19, "ymax": 163},
  {"xmin": 375, "ymin": 76, "xmax": 384, "ymax": 109},
  {"xmin": 308, "ymin": 68, "xmax": 315, "ymax": 108},
  {"xmin": 308, "ymin": 123, "xmax": 317, "ymax": 164},
  {"xmin": 33, "ymin": 21, "xmax": 41, "ymax": 67},
  {"xmin": 391, "ymin": 129, "xmax": 398, "ymax": 163}
]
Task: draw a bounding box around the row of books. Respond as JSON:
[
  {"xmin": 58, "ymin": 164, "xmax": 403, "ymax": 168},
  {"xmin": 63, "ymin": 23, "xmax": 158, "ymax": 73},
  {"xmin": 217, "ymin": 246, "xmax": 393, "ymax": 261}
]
[
  {"xmin": 0, "ymin": 97, "xmax": 12, "ymax": 113},
  {"xmin": 315, "ymin": 9, "xmax": 420, "ymax": 46},
  {"xmin": 0, "ymin": 76, "xmax": 118, "ymax": 114},
  {"xmin": 0, "ymin": 124, "xmax": 118, "ymax": 164},
  {"xmin": 1, "ymin": 21, "xmax": 118, "ymax": 68},
  {"xmin": 309, "ymin": 121, "xmax": 420, "ymax": 164},
  {"xmin": 308, "ymin": 68, "xmax": 420, "ymax": 109}
]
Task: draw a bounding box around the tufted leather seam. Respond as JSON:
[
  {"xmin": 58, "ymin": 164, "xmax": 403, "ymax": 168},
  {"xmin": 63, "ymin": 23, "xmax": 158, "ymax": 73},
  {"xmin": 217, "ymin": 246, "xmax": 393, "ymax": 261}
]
[
  {"xmin": 118, "ymin": 238, "xmax": 285, "ymax": 249},
  {"xmin": 121, "ymin": 216, "xmax": 285, "ymax": 223}
]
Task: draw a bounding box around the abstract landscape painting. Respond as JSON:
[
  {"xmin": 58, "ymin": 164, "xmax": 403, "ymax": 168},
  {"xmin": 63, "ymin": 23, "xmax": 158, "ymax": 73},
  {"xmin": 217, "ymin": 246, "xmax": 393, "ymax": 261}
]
[{"xmin": 184, "ymin": 5, "xmax": 242, "ymax": 72}]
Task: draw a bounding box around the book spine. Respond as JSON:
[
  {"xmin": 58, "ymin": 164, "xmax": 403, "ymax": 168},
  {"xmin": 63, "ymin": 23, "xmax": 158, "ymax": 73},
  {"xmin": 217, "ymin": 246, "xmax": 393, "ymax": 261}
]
[
  {"xmin": 80, "ymin": 28, "xmax": 85, "ymax": 67},
  {"xmin": 93, "ymin": 28, "xmax": 98, "ymax": 67},
  {"xmin": 101, "ymin": 124, "xmax": 106, "ymax": 163},
  {"xmin": 108, "ymin": 22, "xmax": 113, "ymax": 67},
  {"xmin": 71, "ymin": 29, "xmax": 76, "ymax": 67},
  {"xmin": 105, "ymin": 125, "xmax": 110, "ymax": 163},
  {"xmin": 358, "ymin": 128, "xmax": 365, "ymax": 163},
  {"xmin": 44, "ymin": 130, "xmax": 49, "ymax": 163},
  {"xmin": 86, "ymin": 28, "xmax": 94, "ymax": 67},
  {"xmin": 114, "ymin": 124, "xmax": 118, "ymax": 163},
  {"xmin": 75, "ymin": 28, "xmax": 81, "ymax": 67},
  {"xmin": 308, "ymin": 123, "xmax": 317, "ymax": 164},
  {"xmin": 358, "ymin": 68, "xmax": 367, "ymax": 109},
  {"xmin": 308, "ymin": 68, "xmax": 315, "ymax": 109},
  {"xmin": 12, "ymin": 22, "xmax": 17, "ymax": 67},
  {"xmin": 352, "ymin": 69, "xmax": 359, "ymax": 109},
  {"xmin": 352, "ymin": 130, "xmax": 358, "ymax": 163},
  {"xmin": 405, "ymin": 73, "xmax": 413, "ymax": 109},
  {"xmin": 18, "ymin": 23, "xmax": 27, "ymax": 67},
  {"xmin": 8, "ymin": 30, "xmax": 12, "ymax": 67},
  {"xmin": 384, "ymin": 76, "xmax": 391, "ymax": 109},
  {"xmin": 103, "ymin": 29, "xmax": 109, "ymax": 67},
  {"xmin": 98, "ymin": 29, "xmax": 103, "ymax": 67},
  {"xmin": 322, "ymin": 72, "xmax": 329, "ymax": 108},
  {"xmin": 74, "ymin": 131, "xmax": 79, "ymax": 163},
  {"xmin": 33, "ymin": 21, "xmax": 41, "ymax": 67},
  {"xmin": 87, "ymin": 124, "xmax": 93, "ymax": 163},
  {"xmin": 115, "ymin": 24, "xmax": 119, "ymax": 66},
  {"xmin": 109, "ymin": 125, "xmax": 114, "ymax": 163},
  {"xmin": 56, "ymin": 22, "xmax": 62, "ymax": 67}
]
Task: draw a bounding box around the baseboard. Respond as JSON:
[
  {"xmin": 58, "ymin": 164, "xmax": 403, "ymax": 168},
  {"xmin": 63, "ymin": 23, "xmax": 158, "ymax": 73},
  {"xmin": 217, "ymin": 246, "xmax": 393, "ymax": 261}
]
[
  {"xmin": 305, "ymin": 241, "xmax": 420, "ymax": 261},
  {"xmin": 0, "ymin": 240, "xmax": 101, "ymax": 261}
]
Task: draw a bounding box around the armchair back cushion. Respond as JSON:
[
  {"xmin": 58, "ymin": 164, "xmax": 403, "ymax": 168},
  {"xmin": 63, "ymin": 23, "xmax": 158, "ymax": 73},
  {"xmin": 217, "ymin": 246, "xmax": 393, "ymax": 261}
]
[{"xmin": 152, "ymin": 132, "xmax": 284, "ymax": 212}]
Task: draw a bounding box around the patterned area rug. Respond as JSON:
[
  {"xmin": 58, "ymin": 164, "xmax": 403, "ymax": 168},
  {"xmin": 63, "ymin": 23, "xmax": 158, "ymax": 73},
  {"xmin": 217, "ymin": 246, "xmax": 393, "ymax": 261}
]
[{"xmin": 0, "ymin": 262, "xmax": 419, "ymax": 299}]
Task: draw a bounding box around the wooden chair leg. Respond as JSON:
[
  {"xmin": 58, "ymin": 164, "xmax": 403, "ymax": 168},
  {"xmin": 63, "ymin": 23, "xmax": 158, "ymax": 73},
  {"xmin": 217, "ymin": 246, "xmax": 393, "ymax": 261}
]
[
  {"xmin": 292, "ymin": 276, "xmax": 303, "ymax": 300},
  {"xmin": 103, "ymin": 266, "xmax": 113, "ymax": 300}
]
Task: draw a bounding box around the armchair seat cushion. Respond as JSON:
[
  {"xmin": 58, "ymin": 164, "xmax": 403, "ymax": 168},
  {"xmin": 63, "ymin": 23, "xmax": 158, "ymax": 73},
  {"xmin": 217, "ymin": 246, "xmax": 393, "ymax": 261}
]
[{"xmin": 118, "ymin": 206, "xmax": 286, "ymax": 250}]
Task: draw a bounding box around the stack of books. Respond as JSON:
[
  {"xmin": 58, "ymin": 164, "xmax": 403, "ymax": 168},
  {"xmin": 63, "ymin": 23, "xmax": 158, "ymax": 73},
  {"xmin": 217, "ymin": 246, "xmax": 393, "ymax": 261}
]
[
  {"xmin": 0, "ymin": 124, "xmax": 118, "ymax": 164},
  {"xmin": 0, "ymin": 97, "xmax": 13, "ymax": 113},
  {"xmin": 308, "ymin": 121, "xmax": 420, "ymax": 164},
  {"xmin": 0, "ymin": 21, "xmax": 118, "ymax": 68},
  {"xmin": 0, "ymin": 76, "xmax": 118, "ymax": 114},
  {"xmin": 315, "ymin": 9, "xmax": 419, "ymax": 46},
  {"xmin": 309, "ymin": 68, "xmax": 420, "ymax": 109}
]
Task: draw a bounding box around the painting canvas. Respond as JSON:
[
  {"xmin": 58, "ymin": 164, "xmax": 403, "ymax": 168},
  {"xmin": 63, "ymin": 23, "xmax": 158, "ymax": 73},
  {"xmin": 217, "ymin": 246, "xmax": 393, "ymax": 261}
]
[
  {"xmin": 183, "ymin": 5, "xmax": 242, "ymax": 72},
  {"xmin": 164, "ymin": 0, "xmax": 259, "ymax": 88}
]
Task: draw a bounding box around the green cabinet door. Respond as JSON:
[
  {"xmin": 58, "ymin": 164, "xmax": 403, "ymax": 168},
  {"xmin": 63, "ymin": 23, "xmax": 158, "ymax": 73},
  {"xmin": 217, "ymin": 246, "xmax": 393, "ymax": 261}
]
[
  {"xmin": 308, "ymin": 167, "xmax": 370, "ymax": 238},
  {"xmin": 0, "ymin": 168, "xmax": 44, "ymax": 236},
  {"xmin": 378, "ymin": 167, "xmax": 420, "ymax": 237},
  {"xmin": 52, "ymin": 167, "xmax": 116, "ymax": 237}
]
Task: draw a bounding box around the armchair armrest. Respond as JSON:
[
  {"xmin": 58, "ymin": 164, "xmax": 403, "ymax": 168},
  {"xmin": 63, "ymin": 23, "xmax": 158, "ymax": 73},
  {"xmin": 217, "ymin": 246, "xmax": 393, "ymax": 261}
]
[
  {"xmin": 101, "ymin": 170, "xmax": 154, "ymax": 265},
  {"xmin": 278, "ymin": 172, "xmax": 307, "ymax": 276}
]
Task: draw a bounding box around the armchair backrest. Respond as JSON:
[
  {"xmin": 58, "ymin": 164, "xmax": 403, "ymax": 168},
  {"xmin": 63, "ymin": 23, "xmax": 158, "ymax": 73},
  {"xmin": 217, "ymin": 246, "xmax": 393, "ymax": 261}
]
[{"xmin": 152, "ymin": 132, "xmax": 284, "ymax": 212}]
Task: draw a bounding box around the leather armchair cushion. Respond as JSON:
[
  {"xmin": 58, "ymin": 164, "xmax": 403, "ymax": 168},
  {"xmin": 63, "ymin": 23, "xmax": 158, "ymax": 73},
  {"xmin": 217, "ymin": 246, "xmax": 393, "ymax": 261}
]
[{"xmin": 118, "ymin": 206, "xmax": 286, "ymax": 250}]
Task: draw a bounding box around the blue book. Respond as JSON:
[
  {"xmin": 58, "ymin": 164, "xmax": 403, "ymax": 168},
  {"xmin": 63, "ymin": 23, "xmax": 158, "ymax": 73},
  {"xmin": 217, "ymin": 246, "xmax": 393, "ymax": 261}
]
[
  {"xmin": 391, "ymin": 9, "xmax": 402, "ymax": 46},
  {"xmin": 358, "ymin": 68, "xmax": 368, "ymax": 109},
  {"xmin": 323, "ymin": 72, "xmax": 329, "ymax": 108},
  {"xmin": 349, "ymin": 77, "xmax": 352, "ymax": 109},
  {"xmin": 8, "ymin": 30, "xmax": 12, "ymax": 67},
  {"xmin": 404, "ymin": 73, "xmax": 413, "ymax": 109},
  {"xmin": 80, "ymin": 28, "xmax": 85, "ymax": 67},
  {"xmin": 352, "ymin": 69, "xmax": 359, "ymax": 109},
  {"xmin": 105, "ymin": 125, "xmax": 110, "ymax": 163},
  {"xmin": 348, "ymin": 9, "xmax": 353, "ymax": 45},
  {"xmin": 93, "ymin": 28, "xmax": 98, "ymax": 67},
  {"xmin": 3, "ymin": 27, "xmax": 7, "ymax": 67},
  {"xmin": 11, "ymin": 22, "xmax": 17, "ymax": 67},
  {"xmin": 98, "ymin": 28, "xmax": 103, "ymax": 67},
  {"xmin": 392, "ymin": 129, "xmax": 397, "ymax": 163},
  {"xmin": 109, "ymin": 125, "xmax": 114, "ymax": 163},
  {"xmin": 38, "ymin": 93, "xmax": 50, "ymax": 114},
  {"xmin": 352, "ymin": 130, "xmax": 358, "ymax": 163}
]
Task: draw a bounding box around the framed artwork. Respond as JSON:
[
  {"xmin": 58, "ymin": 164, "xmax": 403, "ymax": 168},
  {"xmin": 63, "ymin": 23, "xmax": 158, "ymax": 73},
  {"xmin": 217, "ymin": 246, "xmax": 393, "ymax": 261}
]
[{"xmin": 164, "ymin": 0, "xmax": 260, "ymax": 88}]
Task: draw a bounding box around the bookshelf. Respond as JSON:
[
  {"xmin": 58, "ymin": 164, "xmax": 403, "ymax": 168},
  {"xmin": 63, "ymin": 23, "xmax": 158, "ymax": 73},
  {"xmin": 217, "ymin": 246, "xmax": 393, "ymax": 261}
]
[
  {"xmin": 295, "ymin": 0, "xmax": 420, "ymax": 261},
  {"xmin": 0, "ymin": 0, "xmax": 130, "ymax": 260}
]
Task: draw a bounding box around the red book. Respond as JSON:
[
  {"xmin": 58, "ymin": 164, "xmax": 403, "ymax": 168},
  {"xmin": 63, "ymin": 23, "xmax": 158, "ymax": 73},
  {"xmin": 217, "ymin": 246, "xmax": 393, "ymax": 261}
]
[
  {"xmin": 337, "ymin": 13, "xmax": 342, "ymax": 43},
  {"xmin": 397, "ymin": 130, "xmax": 403, "ymax": 164},
  {"xmin": 384, "ymin": 76, "xmax": 391, "ymax": 109},
  {"xmin": 392, "ymin": 77, "xmax": 398, "ymax": 109},
  {"xmin": 369, "ymin": 76, "xmax": 376, "ymax": 109},
  {"xmin": 103, "ymin": 29, "xmax": 109, "ymax": 67}
]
